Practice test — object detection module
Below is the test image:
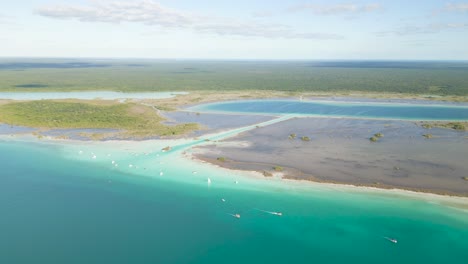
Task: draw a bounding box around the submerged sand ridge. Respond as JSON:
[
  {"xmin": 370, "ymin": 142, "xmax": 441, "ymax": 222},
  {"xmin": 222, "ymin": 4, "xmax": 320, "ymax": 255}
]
[{"xmin": 193, "ymin": 117, "xmax": 468, "ymax": 196}]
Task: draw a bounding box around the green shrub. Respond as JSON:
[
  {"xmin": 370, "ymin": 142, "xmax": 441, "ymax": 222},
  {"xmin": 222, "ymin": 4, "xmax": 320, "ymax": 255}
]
[{"xmin": 273, "ymin": 166, "xmax": 283, "ymax": 172}]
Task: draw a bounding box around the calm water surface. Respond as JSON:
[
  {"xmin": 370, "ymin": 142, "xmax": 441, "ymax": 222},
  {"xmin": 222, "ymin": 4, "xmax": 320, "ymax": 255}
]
[
  {"xmin": 190, "ymin": 100, "xmax": 468, "ymax": 121},
  {"xmin": 0, "ymin": 139, "xmax": 467, "ymax": 264}
]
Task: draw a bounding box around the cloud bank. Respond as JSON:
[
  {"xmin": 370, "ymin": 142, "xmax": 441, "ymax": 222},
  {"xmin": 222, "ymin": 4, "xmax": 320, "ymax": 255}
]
[
  {"xmin": 376, "ymin": 23, "xmax": 468, "ymax": 36},
  {"xmin": 288, "ymin": 3, "xmax": 383, "ymax": 15},
  {"xmin": 36, "ymin": 0, "xmax": 343, "ymax": 40},
  {"xmin": 444, "ymin": 3, "xmax": 468, "ymax": 13}
]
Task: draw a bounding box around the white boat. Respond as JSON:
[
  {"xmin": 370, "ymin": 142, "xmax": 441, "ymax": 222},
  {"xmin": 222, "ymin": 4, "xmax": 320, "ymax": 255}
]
[
  {"xmin": 207, "ymin": 178, "xmax": 211, "ymax": 184},
  {"xmin": 384, "ymin": 237, "xmax": 398, "ymax": 244},
  {"xmin": 257, "ymin": 209, "xmax": 282, "ymax": 216},
  {"xmin": 229, "ymin": 213, "xmax": 240, "ymax": 219},
  {"xmin": 221, "ymin": 198, "xmax": 226, "ymax": 202}
]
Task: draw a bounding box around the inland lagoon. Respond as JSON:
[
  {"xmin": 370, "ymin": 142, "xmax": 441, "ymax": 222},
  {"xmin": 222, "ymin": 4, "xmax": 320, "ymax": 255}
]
[{"xmin": 188, "ymin": 99, "xmax": 468, "ymax": 121}]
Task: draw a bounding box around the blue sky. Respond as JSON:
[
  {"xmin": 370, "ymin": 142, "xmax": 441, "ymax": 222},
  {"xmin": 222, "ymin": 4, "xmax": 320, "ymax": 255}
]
[{"xmin": 1, "ymin": 0, "xmax": 467, "ymax": 59}]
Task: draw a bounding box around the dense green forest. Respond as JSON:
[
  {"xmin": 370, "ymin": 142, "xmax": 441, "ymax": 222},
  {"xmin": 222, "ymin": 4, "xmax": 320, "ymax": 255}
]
[
  {"xmin": 0, "ymin": 100, "xmax": 198, "ymax": 137},
  {"xmin": 1, "ymin": 59, "xmax": 468, "ymax": 96}
]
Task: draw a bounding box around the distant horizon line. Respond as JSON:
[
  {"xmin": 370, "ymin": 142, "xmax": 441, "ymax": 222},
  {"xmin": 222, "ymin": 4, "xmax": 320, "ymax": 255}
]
[{"xmin": 0, "ymin": 56, "xmax": 467, "ymax": 63}]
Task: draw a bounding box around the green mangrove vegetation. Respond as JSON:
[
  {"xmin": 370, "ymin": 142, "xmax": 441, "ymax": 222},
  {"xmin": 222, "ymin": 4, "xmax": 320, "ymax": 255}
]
[
  {"xmin": 423, "ymin": 134, "xmax": 434, "ymax": 139},
  {"xmin": 0, "ymin": 100, "xmax": 198, "ymax": 138},
  {"xmin": 273, "ymin": 166, "xmax": 284, "ymax": 172},
  {"xmin": 369, "ymin": 132, "xmax": 384, "ymax": 142},
  {"xmin": 420, "ymin": 121, "xmax": 467, "ymax": 131},
  {"xmin": 374, "ymin": 133, "xmax": 384, "ymax": 138}
]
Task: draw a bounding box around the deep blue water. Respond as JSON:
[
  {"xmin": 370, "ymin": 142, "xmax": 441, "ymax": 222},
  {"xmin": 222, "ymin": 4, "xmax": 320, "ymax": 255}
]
[{"xmin": 191, "ymin": 100, "xmax": 468, "ymax": 121}]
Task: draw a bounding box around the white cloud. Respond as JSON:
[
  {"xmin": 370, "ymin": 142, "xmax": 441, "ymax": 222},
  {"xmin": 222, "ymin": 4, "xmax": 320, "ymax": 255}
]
[
  {"xmin": 288, "ymin": 3, "xmax": 383, "ymax": 15},
  {"xmin": 444, "ymin": 3, "xmax": 468, "ymax": 13},
  {"xmin": 36, "ymin": 0, "xmax": 343, "ymax": 40},
  {"xmin": 376, "ymin": 23, "xmax": 468, "ymax": 36},
  {"xmin": 0, "ymin": 13, "xmax": 16, "ymax": 25},
  {"xmin": 252, "ymin": 11, "xmax": 274, "ymax": 18}
]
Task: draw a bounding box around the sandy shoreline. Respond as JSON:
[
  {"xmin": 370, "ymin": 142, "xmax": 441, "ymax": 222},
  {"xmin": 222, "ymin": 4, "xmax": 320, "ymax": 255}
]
[{"xmin": 182, "ymin": 151, "xmax": 468, "ymax": 210}]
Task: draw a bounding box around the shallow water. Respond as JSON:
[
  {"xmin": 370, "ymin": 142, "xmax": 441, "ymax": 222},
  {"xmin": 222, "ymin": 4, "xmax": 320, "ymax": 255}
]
[
  {"xmin": 1, "ymin": 138, "xmax": 467, "ymax": 264},
  {"xmin": 196, "ymin": 117, "xmax": 468, "ymax": 195},
  {"xmin": 0, "ymin": 124, "xmax": 36, "ymax": 134},
  {"xmin": 162, "ymin": 111, "xmax": 274, "ymax": 136},
  {"xmin": 189, "ymin": 100, "xmax": 468, "ymax": 121}
]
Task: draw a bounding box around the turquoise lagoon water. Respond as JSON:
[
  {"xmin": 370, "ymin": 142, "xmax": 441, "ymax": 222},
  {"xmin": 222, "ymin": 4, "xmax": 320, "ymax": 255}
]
[
  {"xmin": 1, "ymin": 138, "xmax": 467, "ymax": 264},
  {"xmin": 189, "ymin": 100, "xmax": 468, "ymax": 121}
]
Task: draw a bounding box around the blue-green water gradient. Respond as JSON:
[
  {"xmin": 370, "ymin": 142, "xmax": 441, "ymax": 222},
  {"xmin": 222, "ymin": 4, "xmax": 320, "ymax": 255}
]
[{"xmin": 1, "ymin": 140, "xmax": 467, "ymax": 263}]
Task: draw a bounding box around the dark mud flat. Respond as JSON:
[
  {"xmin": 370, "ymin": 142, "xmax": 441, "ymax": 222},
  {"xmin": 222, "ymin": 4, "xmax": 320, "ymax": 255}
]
[
  {"xmin": 162, "ymin": 111, "xmax": 274, "ymax": 136},
  {"xmin": 194, "ymin": 117, "xmax": 468, "ymax": 196}
]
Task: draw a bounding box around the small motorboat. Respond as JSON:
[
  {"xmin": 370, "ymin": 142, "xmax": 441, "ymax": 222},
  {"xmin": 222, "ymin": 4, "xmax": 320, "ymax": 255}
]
[
  {"xmin": 384, "ymin": 237, "xmax": 398, "ymax": 244},
  {"xmin": 257, "ymin": 209, "xmax": 283, "ymax": 216}
]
